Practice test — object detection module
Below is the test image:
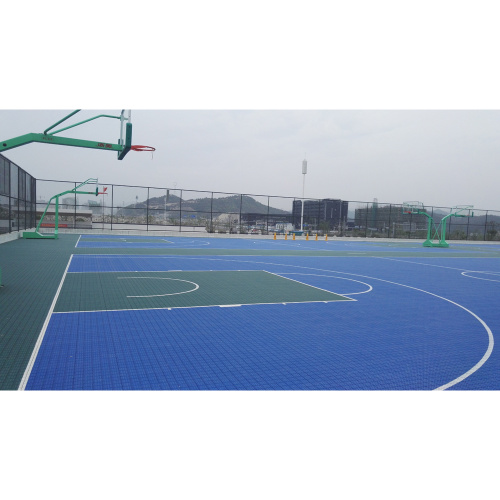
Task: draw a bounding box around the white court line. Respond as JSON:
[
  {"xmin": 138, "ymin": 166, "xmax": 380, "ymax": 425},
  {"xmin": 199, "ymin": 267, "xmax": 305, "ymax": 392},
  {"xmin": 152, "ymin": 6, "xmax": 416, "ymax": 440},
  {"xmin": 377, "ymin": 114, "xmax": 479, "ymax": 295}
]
[
  {"xmin": 18, "ymin": 255, "xmax": 74, "ymax": 391},
  {"xmin": 263, "ymin": 270, "xmax": 355, "ymax": 301},
  {"xmin": 269, "ymin": 241, "xmax": 303, "ymax": 247},
  {"xmin": 192, "ymin": 256, "xmax": 494, "ymax": 390},
  {"xmin": 375, "ymin": 256, "xmax": 500, "ymax": 283},
  {"xmin": 67, "ymin": 268, "xmax": 283, "ymax": 274},
  {"xmin": 461, "ymin": 271, "xmax": 500, "ymax": 282},
  {"xmin": 67, "ymin": 253, "xmax": 367, "ymax": 261},
  {"xmin": 54, "ymin": 253, "xmax": 495, "ymax": 389},
  {"xmin": 54, "ymin": 268, "xmax": 354, "ymax": 315},
  {"xmin": 373, "ymin": 255, "xmax": 493, "ymax": 272},
  {"xmin": 435, "ymin": 309, "xmax": 494, "ymax": 390},
  {"xmin": 77, "ymin": 239, "xmax": 211, "ymax": 247},
  {"xmin": 75, "ymin": 235, "xmax": 82, "ymax": 248},
  {"xmin": 278, "ymin": 272, "xmax": 373, "ymax": 295},
  {"xmin": 52, "ymin": 299, "xmax": 350, "ymax": 315},
  {"xmin": 117, "ymin": 276, "xmax": 200, "ymax": 297}
]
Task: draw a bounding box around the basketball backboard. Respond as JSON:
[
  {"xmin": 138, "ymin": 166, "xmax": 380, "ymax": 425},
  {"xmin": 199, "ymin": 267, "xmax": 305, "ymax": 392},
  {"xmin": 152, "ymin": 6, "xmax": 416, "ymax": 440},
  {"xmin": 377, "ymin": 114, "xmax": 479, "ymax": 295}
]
[
  {"xmin": 402, "ymin": 201, "xmax": 424, "ymax": 214},
  {"xmin": 117, "ymin": 110, "xmax": 132, "ymax": 160}
]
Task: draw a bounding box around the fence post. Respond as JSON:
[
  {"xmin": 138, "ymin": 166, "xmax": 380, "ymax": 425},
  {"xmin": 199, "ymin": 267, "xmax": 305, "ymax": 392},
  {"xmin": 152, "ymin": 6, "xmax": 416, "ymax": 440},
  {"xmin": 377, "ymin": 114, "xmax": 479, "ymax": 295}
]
[
  {"xmin": 365, "ymin": 203, "xmax": 368, "ymax": 237},
  {"xmin": 146, "ymin": 187, "xmax": 150, "ymax": 232},
  {"xmin": 239, "ymin": 194, "xmax": 243, "ymax": 234},
  {"xmin": 388, "ymin": 204, "xmax": 392, "ymax": 238},
  {"xmin": 110, "ymin": 184, "xmax": 114, "ymax": 231},
  {"xmin": 179, "ymin": 190, "xmax": 182, "ymax": 233},
  {"xmin": 267, "ymin": 196, "xmax": 270, "ymax": 234},
  {"xmin": 210, "ymin": 192, "xmax": 213, "ymax": 234},
  {"xmin": 31, "ymin": 178, "xmax": 36, "ymax": 229},
  {"xmin": 8, "ymin": 188, "xmax": 11, "ymax": 234}
]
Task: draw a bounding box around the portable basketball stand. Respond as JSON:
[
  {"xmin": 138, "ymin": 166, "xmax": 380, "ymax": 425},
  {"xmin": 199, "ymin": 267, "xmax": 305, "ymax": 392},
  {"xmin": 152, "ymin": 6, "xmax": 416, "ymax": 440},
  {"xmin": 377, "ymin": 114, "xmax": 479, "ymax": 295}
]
[
  {"xmin": 23, "ymin": 178, "xmax": 107, "ymax": 239},
  {"xmin": 402, "ymin": 201, "xmax": 474, "ymax": 248},
  {"xmin": 0, "ymin": 110, "xmax": 155, "ymax": 240}
]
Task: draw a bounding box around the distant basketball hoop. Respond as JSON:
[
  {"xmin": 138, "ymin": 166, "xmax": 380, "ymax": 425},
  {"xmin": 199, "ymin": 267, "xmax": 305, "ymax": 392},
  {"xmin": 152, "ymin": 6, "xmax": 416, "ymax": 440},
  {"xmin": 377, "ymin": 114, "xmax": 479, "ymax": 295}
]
[{"xmin": 402, "ymin": 200, "xmax": 474, "ymax": 248}]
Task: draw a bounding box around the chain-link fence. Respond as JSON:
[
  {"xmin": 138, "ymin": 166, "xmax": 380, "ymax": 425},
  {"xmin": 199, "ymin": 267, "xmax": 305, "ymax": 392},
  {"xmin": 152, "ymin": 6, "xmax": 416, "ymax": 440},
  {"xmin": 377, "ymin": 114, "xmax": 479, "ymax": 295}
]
[
  {"xmin": 0, "ymin": 154, "xmax": 37, "ymax": 235},
  {"xmin": 32, "ymin": 178, "xmax": 500, "ymax": 241}
]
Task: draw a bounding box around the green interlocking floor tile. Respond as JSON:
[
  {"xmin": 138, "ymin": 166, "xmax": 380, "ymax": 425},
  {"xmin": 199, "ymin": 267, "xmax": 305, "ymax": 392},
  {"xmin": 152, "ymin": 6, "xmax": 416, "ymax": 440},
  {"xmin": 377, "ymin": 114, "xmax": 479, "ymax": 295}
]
[{"xmin": 0, "ymin": 235, "xmax": 79, "ymax": 390}]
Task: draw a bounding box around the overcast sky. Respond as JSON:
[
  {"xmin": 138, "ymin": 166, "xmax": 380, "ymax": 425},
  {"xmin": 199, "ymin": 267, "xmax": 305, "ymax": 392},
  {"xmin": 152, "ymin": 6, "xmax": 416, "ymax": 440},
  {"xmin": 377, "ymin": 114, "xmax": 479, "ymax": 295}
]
[
  {"xmin": 1, "ymin": 109, "xmax": 499, "ymax": 211},
  {"xmin": 2, "ymin": 2, "xmax": 500, "ymax": 213}
]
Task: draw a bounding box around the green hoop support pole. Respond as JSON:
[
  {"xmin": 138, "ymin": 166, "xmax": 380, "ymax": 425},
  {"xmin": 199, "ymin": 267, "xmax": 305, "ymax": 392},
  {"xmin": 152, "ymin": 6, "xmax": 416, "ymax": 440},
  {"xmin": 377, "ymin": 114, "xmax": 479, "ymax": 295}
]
[
  {"xmin": 404, "ymin": 203, "xmax": 473, "ymax": 248},
  {"xmin": 24, "ymin": 178, "xmax": 107, "ymax": 239}
]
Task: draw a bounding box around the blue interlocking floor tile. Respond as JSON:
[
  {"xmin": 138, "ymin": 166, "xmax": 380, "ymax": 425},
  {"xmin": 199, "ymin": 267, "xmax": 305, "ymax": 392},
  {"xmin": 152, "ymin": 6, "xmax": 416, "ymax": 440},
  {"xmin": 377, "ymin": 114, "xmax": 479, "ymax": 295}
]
[{"xmin": 26, "ymin": 283, "xmax": 489, "ymax": 390}]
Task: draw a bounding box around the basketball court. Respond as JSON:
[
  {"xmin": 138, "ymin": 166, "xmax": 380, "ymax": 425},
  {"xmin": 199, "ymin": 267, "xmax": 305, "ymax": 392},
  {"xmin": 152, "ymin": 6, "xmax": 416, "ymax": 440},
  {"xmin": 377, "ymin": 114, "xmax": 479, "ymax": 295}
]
[
  {"xmin": 1, "ymin": 111, "xmax": 498, "ymax": 391},
  {"xmin": 2, "ymin": 233, "xmax": 497, "ymax": 390}
]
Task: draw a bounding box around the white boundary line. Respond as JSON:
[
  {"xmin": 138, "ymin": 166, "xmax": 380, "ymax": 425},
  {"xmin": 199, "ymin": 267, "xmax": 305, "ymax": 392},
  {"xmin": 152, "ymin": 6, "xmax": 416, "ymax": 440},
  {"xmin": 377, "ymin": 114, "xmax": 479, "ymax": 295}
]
[
  {"xmin": 54, "ymin": 269, "xmax": 352, "ymax": 314},
  {"xmin": 41, "ymin": 253, "xmax": 495, "ymax": 390},
  {"xmin": 434, "ymin": 309, "xmax": 494, "ymax": 390},
  {"xmin": 67, "ymin": 253, "xmax": 377, "ymax": 262},
  {"xmin": 372, "ymin": 256, "xmax": 472, "ymax": 271},
  {"xmin": 51, "ymin": 299, "xmax": 351, "ymax": 315},
  {"xmin": 373, "ymin": 255, "xmax": 499, "ymax": 272},
  {"xmin": 278, "ymin": 272, "xmax": 373, "ymax": 295},
  {"xmin": 263, "ymin": 270, "xmax": 355, "ymax": 301},
  {"xmin": 193, "ymin": 256, "xmax": 495, "ymax": 390},
  {"xmin": 18, "ymin": 255, "xmax": 74, "ymax": 391},
  {"xmin": 78, "ymin": 238, "xmax": 211, "ymax": 247},
  {"xmin": 374, "ymin": 256, "xmax": 500, "ymax": 284},
  {"xmin": 75, "ymin": 235, "xmax": 82, "ymax": 248},
  {"xmin": 68, "ymin": 269, "xmax": 279, "ymax": 274},
  {"xmin": 461, "ymin": 271, "xmax": 500, "ymax": 283}
]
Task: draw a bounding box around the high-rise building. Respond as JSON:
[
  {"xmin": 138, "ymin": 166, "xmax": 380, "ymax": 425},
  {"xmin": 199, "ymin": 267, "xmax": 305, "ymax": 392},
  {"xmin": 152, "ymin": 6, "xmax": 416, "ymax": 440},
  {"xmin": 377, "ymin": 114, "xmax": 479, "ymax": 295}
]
[{"xmin": 292, "ymin": 199, "xmax": 348, "ymax": 230}]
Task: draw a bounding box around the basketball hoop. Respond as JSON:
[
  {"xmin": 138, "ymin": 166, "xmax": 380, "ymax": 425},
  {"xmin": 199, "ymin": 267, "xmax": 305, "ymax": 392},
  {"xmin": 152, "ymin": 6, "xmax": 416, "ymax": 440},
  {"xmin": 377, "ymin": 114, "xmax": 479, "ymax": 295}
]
[
  {"xmin": 402, "ymin": 201, "xmax": 424, "ymax": 215},
  {"xmin": 131, "ymin": 144, "xmax": 155, "ymax": 159}
]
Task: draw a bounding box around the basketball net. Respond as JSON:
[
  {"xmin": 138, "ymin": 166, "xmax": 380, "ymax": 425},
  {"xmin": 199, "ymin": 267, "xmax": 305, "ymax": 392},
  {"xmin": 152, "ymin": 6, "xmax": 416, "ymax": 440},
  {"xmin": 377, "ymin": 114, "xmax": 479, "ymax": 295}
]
[{"xmin": 131, "ymin": 145, "xmax": 155, "ymax": 159}]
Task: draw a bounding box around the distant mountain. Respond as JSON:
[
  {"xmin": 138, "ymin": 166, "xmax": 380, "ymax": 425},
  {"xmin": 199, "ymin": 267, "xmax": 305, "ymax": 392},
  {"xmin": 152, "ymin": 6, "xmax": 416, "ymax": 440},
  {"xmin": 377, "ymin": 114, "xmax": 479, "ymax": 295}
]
[
  {"xmin": 431, "ymin": 209, "xmax": 448, "ymax": 217},
  {"xmin": 117, "ymin": 194, "xmax": 291, "ymax": 217}
]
